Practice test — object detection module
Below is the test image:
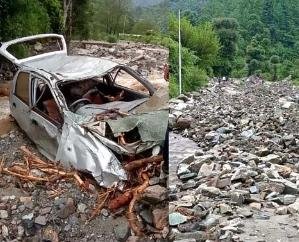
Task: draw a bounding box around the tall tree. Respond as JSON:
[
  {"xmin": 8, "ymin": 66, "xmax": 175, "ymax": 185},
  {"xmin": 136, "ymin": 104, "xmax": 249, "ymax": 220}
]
[{"xmin": 212, "ymin": 18, "xmax": 239, "ymax": 77}]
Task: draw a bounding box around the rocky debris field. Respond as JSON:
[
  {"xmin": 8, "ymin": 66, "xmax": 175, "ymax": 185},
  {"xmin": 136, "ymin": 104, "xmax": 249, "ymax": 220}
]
[
  {"xmin": 169, "ymin": 78, "xmax": 299, "ymax": 241},
  {"xmin": 0, "ymin": 41, "xmax": 169, "ymax": 242},
  {"xmin": 70, "ymin": 40, "xmax": 169, "ymax": 91}
]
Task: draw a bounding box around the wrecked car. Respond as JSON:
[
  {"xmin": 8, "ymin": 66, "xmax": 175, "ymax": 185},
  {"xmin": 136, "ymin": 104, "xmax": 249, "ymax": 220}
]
[{"xmin": 0, "ymin": 34, "xmax": 168, "ymax": 187}]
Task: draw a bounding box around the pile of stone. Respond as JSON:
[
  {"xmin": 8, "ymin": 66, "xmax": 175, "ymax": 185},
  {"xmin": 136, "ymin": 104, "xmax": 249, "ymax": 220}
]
[
  {"xmin": 169, "ymin": 79, "xmax": 299, "ymax": 241},
  {"xmin": 70, "ymin": 40, "xmax": 168, "ymax": 76}
]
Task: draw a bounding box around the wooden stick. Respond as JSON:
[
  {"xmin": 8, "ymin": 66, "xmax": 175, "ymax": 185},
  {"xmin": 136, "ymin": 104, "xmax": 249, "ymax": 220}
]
[
  {"xmin": 89, "ymin": 190, "xmax": 111, "ymax": 221},
  {"xmin": 1, "ymin": 168, "xmax": 49, "ymax": 182},
  {"xmin": 20, "ymin": 146, "xmax": 48, "ymax": 166}
]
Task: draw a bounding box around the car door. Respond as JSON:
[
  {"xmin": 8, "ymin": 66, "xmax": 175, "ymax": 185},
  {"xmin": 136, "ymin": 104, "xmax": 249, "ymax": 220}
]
[
  {"xmin": 28, "ymin": 75, "xmax": 62, "ymax": 160},
  {"xmin": 10, "ymin": 71, "xmax": 32, "ymax": 135}
]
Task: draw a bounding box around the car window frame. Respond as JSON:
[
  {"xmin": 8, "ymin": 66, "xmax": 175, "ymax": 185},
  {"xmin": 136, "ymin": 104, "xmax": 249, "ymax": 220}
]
[
  {"xmin": 30, "ymin": 74, "xmax": 63, "ymax": 128},
  {"xmin": 14, "ymin": 71, "xmax": 31, "ymax": 106},
  {"xmin": 111, "ymin": 66, "xmax": 155, "ymax": 96}
]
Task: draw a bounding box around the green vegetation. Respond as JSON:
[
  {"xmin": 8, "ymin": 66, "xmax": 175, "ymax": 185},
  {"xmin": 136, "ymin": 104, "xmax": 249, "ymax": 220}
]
[
  {"xmin": 168, "ymin": 15, "xmax": 220, "ymax": 96},
  {"xmin": 0, "ymin": 0, "xmax": 167, "ymax": 42},
  {"xmin": 170, "ymin": 0, "xmax": 299, "ymax": 88}
]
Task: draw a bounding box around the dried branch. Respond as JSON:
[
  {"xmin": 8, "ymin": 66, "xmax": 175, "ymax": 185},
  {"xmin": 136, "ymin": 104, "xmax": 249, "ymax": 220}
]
[
  {"xmin": 127, "ymin": 172, "xmax": 149, "ymax": 236},
  {"xmin": 108, "ymin": 190, "xmax": 133, "ymax": 210},
  {"xmin": 125, "ymin": 155, "xmax": 163, "ymax": 171}
]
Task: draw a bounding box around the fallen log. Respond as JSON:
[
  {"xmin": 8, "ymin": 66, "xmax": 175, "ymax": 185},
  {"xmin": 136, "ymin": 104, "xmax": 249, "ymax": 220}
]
[{"xmin": 125, "ymin": 155, "xmax": 163, "ymax": 171}]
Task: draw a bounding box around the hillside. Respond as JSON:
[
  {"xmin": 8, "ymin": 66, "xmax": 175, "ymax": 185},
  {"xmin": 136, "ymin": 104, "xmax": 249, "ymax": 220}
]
[
  {"xmin": 132, "ymin": 0, "xmax": 164, "ymax": 7},
  {"xmin": 169, "ymin": 0, "xmax": 299, "ymax": 85}
]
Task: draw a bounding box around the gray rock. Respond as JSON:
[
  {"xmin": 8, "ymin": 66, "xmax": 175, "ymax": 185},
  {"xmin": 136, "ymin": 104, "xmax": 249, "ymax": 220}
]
[
  {"xmin": 17, "ymin": 225, "xmax": 24, "ymax": 238},
  {"xmin": 113, "ymin": 217, "xmax": 130, "ymax": 242},
  {"xmin": 205, "ymin": 131, "xmax": 219, "ymax": 141},
  {"xmin": 142, "ymin": 185, "xmax": 168, "ymax": 203},
  {"xmin": 177, "ymin": 163, "xmax": 191, "ymax": 176},
  {"xmin": 35, "ymin": 215, "xmax": 47, "ymax": 226},
  {"xmin": 177, "ymin": 222, "xmax": 203, "ymax": 233},
  {"xmin": 169, "ymin": 212, "xmax": 188, "ymax": 226},
  {"xmin": 179, "ymin": 173, "xmax": 197, "ymax": 182},
  {"xmin": 0, "ymin": 210, "xmax": 8, "ymax": 219},
  {"xmin": 22, "ymin": 213, "xmax": 34, "ymax": 220},
  {"xmin": 181, "ymin": 180, "xmax": 197, "ymax": 190},
  {"xmin": 237, "ymin": 208, "xmax": 253, "ymax": 217},
  {"xmin": 199, "ymin": 162, "xmax": 215, "ymax": 176},
  {"xmin": 259, "ymin": 154, "xmax": 281, "ymax": 164},
  {"xmin": 197, "ymin": 185, "xmax": 221, "ymax": 197},
  {"xmin": 139, "ymin": 209, "xmax": 153, "ymax": 224},
  {"xmin": 276, "ymin": 206, "xmax": 288, "ymax": 215},
  {"xmin": 249, "ymin": 185, "xmax": 259, "ymax": 194},
  {"xmin": 288, "ymin": 198, "xmax": 299, "ymax": 213},
  {"xmin": 149, "ymin": 177, "xmax": 160, "ymax": 185},
  {"xmin": 240, "ymin": 130, "xmax": 254, "ymax": 139},
  {"xmin": 255, "ymin": 147, "xmax": 270, "ymax": 157},
  {"xmin": 281, "ymin": 195, "xmax": 296, "ymax": 205},
  {"xmin": 230, "ymin": 190, "xmax": 250, "ymax": 205},
  {"xmin": 40, "ymin": 207, "xmax": 52, "ymax": 215},
  {"xmin": 2, "ymin": 225, "xmax": 9, "ymax": 237},
  {"xmin": 216, "ymin": 177, "xmax": 231, "ymax": 189},
  {"xmin": 219, "ymin": 203, "xmax": 233, "ymax": 214},
  {"xmin": 77, "ymin": 203, "xmax": 87, "ymax": 213},
  {"xmin": 58, "ymin": 198, "xmax": 76, "ymax": 219},
  {"xmin": 201, "ymin": 214, "xmax": 221, "ymax": 229},
  {"xmin": 173, "ymin": 231, "xmax": 207, "ymax": 241},
  {"xmin": 18, "ymin": 205, "xmax": 25, "ymax": 212}
]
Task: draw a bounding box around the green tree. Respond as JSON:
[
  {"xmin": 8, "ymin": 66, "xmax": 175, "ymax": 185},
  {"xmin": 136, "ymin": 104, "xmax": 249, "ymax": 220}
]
[
  {"xmin": 246, "ymin": 38, "xmax": 265, "ymax": 75},
  {"xmin": 169, "ymin": 15, "xmax": 220, "ymax": 68},
  {"xmin": 270, "ymin": 55, "xmax": 280, "ymax": 81},
  {"xmin": 0, "ymin": 0, "xmax": 50, "ymax": 41},
  {"xmin": 92, "ymin": 0, "xmax": 132, "ymax": 36},
  {"xmin": 168, "ymin": 14, "xmax": 220, "ymax": 96},
  {"xmin": 212, "ymin": 18, "xmax": 239, "ymax": 77}
]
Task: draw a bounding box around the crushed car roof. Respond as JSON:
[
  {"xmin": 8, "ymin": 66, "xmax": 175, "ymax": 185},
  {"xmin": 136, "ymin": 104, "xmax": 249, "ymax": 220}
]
[
  {"xmin": 23, "ymin": 54, "xmax": 119, "ymax": 81},
  {"xmin": 0, "ymin": 34, "xmax": 118, "ymax": 81}
]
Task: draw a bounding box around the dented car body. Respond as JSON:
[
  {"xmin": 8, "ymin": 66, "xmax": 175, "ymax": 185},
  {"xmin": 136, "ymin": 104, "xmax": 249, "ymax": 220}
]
[{"xmin": 0, "ymin": 34, "xmax": 168, "ymax": 187}]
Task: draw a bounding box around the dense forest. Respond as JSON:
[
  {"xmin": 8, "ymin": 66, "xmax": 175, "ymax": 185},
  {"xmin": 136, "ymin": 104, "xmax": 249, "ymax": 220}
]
[
  {"xmin": 0, "ymin": 0, "xmax": 166, "ymax": 42},
  {"xmin": 169, "ymin": 0, "xmax": 299, "ymax": 96},
  {"xmin": 1, "ymin": 0, "xmax": 298, "ymax": 97}
]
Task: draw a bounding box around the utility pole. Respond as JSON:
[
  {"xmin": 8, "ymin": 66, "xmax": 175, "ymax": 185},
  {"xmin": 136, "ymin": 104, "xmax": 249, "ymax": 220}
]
[
  {"xmin": 178, "ymin": 10, "xmax": 182, "ymax": 95},
  {"xmin": 123, "ymin": 15, "xmax": 127, "ymax": 35}
]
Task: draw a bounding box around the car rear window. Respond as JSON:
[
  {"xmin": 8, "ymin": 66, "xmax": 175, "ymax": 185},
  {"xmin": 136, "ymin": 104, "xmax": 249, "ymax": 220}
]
[
  {"xmin": 6, "ymin": 37, "xmax": 63, "ymax": 60},
  {"xmin": 15, "ymin": 72, "xmax": 30, "ymax": 105}
]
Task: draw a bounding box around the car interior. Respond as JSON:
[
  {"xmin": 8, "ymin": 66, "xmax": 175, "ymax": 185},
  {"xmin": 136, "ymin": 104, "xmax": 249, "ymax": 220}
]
[
  {"xmin": 32, "ymin": 77, "xmax": 63, "ymax": 125},
  {"xmin": 58, "ymin": 68, "xmax": 150, "ymax": 113}
]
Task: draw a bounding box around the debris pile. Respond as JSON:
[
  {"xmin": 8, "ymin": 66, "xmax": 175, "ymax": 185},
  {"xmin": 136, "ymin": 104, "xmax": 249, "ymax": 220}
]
[
  {"xmin": 70, "ymin": 40, "xmax": 169, "ymax": 90},
  {"xmin": 169, "ymin": 79, "xmax": 299, "ymax": 241},
  {"xmin": 0, "ymin": 143, "xmax": 168, "ymax": 241}
]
